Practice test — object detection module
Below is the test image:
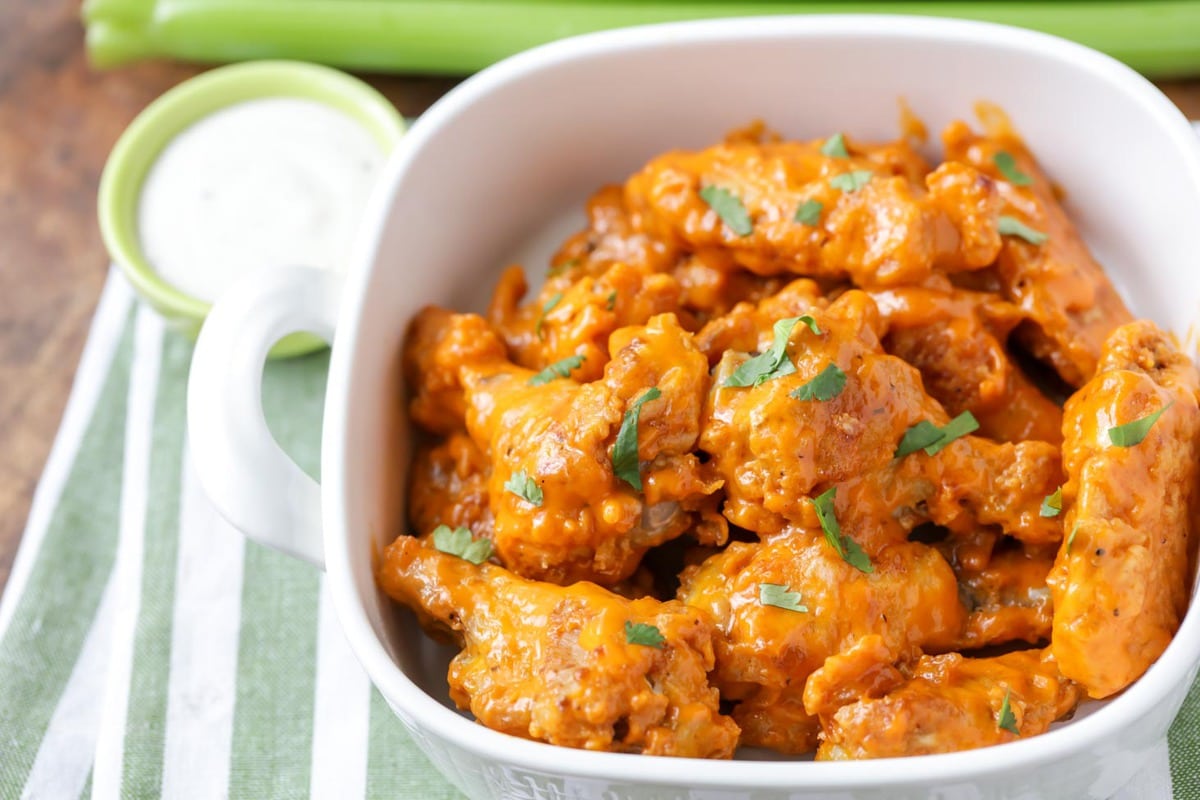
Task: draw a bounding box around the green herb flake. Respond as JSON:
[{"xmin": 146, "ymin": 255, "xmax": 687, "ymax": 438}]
[
  {"xmin": 1066, "ymin": 525, "xmax": 1079, "ymax": 553},
  {"xmin": 794, "ymin": 199, "xmax": 823, "ymax": 226},
  {"xmin": 612, "ymin": 387, "xmax": 662, "ymax": 491},
  {"xmin": 997, "ymin": 689, "xmax": 1020, "ymax": 735},
  {"xmin": 527, "ymin": 355, "xmax": 586, "ymax": 387},
  {"xmin": 699, "ymin": 185, "xmax": 753, "ymax": 237},
  {"xmin": 503, "ymin": 469, "xmax": 544, "ymax": 507},
  {"xmin": 722, "ymin": 316, "xmax": 822, "ymax": 388},
  {"xmin": 547, "ymin": 257, "xmax": 580, "ymax": 277},
  {"xmin": 759, "ymin": 583, "xmax": 808, "ymax": 613},
  {"xmin": 993, "ymin": 151, "xmax": 1033, "ymax": 186},
  {"xmin": 998, "ymin": 215, "xmax": 1049, "ymax": 245},
  {"xmin": 796, "ymin": 315, "xmax": 822, "ymax": 335},
  {"xmin": 1108, "ymin": 402, "xmax": 1172, "ymax": 447},
  {"xmin": 894, "ymin": 420, "xmax": 945, "ymax": 458},
  {"xmin": 896, "ymin": 412, "xmax": 980, "ymax": 458},
  {"xmin": 811, "ymin": 487, "xmax": 873, "ymax": 573},
  {"xmin": 624, "ymin": 620, "xmax": 666, "ymax": 649},
  {"xmin": 1040, "ymin": 487, "xmax": 1063, "ymax": 518},
  {"xmin": 431, "ymin": 524, "xmax": 494, "ymax": 565},
  {"xmin": 829, "ymin": 170, "xmax": 874, "ymax": 193},
  {"xmin": 924, "ymin": 411, "xmax": 980, "ymax": 455},
  {"xmin": 790, "ymin": 363, "xmax": 847, "ymax": 402},
  {"xmin": 820, "ymin": 132, "xmax": 849, "ymax": 158},
  {"xmin": 535, "ymin": 292, "xmax": 564, "ymax": 339},
  {"xmin": 605, "ymin": 290, "xmax": 617, "ymax": 311}
]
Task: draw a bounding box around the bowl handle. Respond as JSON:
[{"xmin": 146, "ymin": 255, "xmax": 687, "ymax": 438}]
[{"xmin": 186, "ymin": 266, "xmax": 340, "ymax": 569}]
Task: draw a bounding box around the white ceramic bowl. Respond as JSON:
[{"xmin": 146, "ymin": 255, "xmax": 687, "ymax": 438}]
[{"xmin": 187, "ymin": 15, "xmax": 1200, "ymax": 799}]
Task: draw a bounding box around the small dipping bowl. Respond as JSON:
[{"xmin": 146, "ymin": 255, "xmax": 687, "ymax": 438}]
[{"xmin": 99, "ymin": 60, "xmax": 406, "ymax": 357}]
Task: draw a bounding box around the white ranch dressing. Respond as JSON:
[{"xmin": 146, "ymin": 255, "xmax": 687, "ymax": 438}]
[{"xmin": 138, "ymin": 97, "xmax": 385, "ymax": 302}]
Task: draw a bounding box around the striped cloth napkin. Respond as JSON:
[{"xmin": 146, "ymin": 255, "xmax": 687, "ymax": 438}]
[
  {"xmin": 0, "ymin": 273, "xmax": 460, "ymax": 799},
  {"xmin": 0, "ymin": 269, "xmax": 1197, "ymax": 798}
]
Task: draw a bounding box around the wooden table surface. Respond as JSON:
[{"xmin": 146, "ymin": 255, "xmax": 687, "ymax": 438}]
[{"xmin": 2, "ymin": 1, "xmax": 1200, "ymax": 594}]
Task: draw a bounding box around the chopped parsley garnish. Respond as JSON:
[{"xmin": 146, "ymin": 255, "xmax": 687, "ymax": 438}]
[
  {"xmin": 722, "ymin": 316, "xmax": 820, "ymax": 388},
  {"xmin": 605, "ymin": 290, "xmax": 617, "ymax": 311},
  {"xmin": 790, "ymin": 363, "xmax": 847, "ymax": 402},
  {"xmin": 796, "ymin": 316, "xmax": 822, "ymax": 335},
  {"xmin": 611, "ymin": 387, "xmax": 662, "ymax": 491},
  {"xmin": 527, "ymin": 355, "xmax": 586, "ymax": 386},
  {"xmin": 993, "ymin": 151, "xmax": 1033, "ymax": 186},
  {"xmin": 503, "ymin": 469, "xmax": 543, "ymax": 507},
  {"xmin": 759, "ymin": 583, "xmax": 808, "ymax": 613},
  {"xmin": 894, "ymin": 411, "xmax": 979, "ymax": 458},
  {"xmin": 547, "ymin": 257, "xmax": 580, "ymax": 277},
  {"xmin": 926, "ymin": 411, "xmax": 980, "ymax": 455},
  {"xmin": 794, "ymin": 199, "xmax": 823, "ymax": 226},
  {"xmin": 1108, "ymin": 402, "xmax": 1172, "ymax": 447},
  {"xmin": 812, "ymin": 487, "xmax": 873, "ymax": 573},
  {"xmin": 997, "ymin": 689, "xmax": 1020, "ymax": 735},
  {"xmin": 699, "ymin": 185, "xmax": 753, "ymax": 237},
  {"xmin": 431, "ymin": 524, "xmax": 494, "ymax": 565},
  {"xmin": 1066, "ymin": 524, "xmax": 1079, "ymax": 553},
  {"xmin": 997, "ymin": 215, "xmax": 1048, "ymax": 245},
  {"xmin": 624, "ymin": 620, "xmax": 666, "ymax": 649},
  {"xmin": 829, "ymin": 170, "xmax": 873, "ymax": 193},
  {"xmin": 821, "ymin": 132, "xmax": 849, "ymax": 158},
  {"xmin": 1040, "ymin": 487, "xmax": 1063, "ymax": 518},
  {"xmin": 894, "ymin": 420, "xmax": 943, "ymax": 457},
  {"xmin": 535, "ymin": 292, "xmax": 563, "ymax": 339}
]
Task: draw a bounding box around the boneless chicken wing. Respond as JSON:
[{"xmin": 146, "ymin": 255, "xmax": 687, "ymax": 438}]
[
  {"xmin": 403, "ymin": 307, "xmax": 508, "ymax": 436},
  {"xmin": 699, "ymin": 289, "xmax": 1062, "ymax": 545},
  {"xmin": 1049, "ymin": 321, "xmax": 1200, "ymax": 698},
  {"xmin": 677, "ymin": 532, "xmax": 965, "ymax": 752},
  {"xmin": 811, "ymin": 649, "xmax": 1080, "ymax": 759},
  {"xmin": 459, "ymin": 312, "xmax": 725, "ymax": 585},
  {"xmin": 935, "ymin": 530, "xmax": 1056, "ymax": 649},
  {"xmin": 624, "ymin": 135, "xmax": 1001, "ymax": 286},
  {"xmin": 870, "ymin": 285, "xmax": 1064, "ymax": 444},
  {"xmin": 942, "ymin": 120, "xmax": 1133, "ymax": 386},
  {"xmin": 487, "ymin": 260, "xmax": 686, "ymax": 383},
  {"xmin": 408, "ymin": 433, "xmax": 493, "ymax": 541},
  {"xmin": 378, "ymin": 535, "xmax": 740, "ymax": 757}
]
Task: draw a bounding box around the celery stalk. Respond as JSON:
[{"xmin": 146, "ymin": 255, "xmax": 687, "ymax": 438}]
[{"xmin": 83, "ymin": 0, "xmax": 1200, "ymax": 78}]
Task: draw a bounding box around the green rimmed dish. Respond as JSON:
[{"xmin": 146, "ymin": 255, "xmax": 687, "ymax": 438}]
[{"xmin": 98, "ymin": 59, "xmax": 405, "ymax": 357}]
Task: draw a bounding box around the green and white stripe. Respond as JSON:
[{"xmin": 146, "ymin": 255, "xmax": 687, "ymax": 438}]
[
  {"xmin": 0, "ymin": 273, "xmax": 461, "ymax": 798},
  {"xmin": 0, "ymin": 270, "xmax": 1196, "ymax": 798}
]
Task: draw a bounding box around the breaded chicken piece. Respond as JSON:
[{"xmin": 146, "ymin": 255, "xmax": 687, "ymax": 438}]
[
  {"xmin": 934, "ymin": 530, "xmax": 1055, "ymax": 649},
  {"xmin": 624, "ymin": 135, "xmax": 1001, "ymax": 286},
  {"xmin": 378, "ymin": 535, "xmax": 740, "ymax": 757},
  {"xmin": 408, "ymin": 433, "xmax": 493, "ymax": 541},
  {"xmin": 671, "ymin": 248, "xmax": 790, "ymax": 321},
  {"xmin": 871, "ymin": 284, "xmax": 1064, "ymax": 444},
  {"xmin": 699, "ymin": 289, "xmax": 1062, "ymax": 546},
  {"xmin": 460, "ymin": 312, "xmax": 725, "ymax": 585},
  {"xmin": 403, "ymin": 308, "xmax": 508, "ymax": 435},
  {"xmin": 942, "ymin": 121, "xmax": 1133, "ymax": 386},
  {"xmin": 1049, "ymin": 321, "xmax": 1200, "ymax": 698},
  {"xmin": 693, "ymin": 278, "xmax": 828, "ymax": 365},
  {"xmin": 677, "ymin": 531, "xmax": 965, "ymax": 753},
  {"xmin": 549, "ymin": 184, "xmax": 680, "ymax": 281},
  {"xmin": 488, "ymin": 259, "xmax": 686, "ymax": 382},
  {"xmin": 811, "ymin": 649, "xmax": 1080, "ymax": 759}
]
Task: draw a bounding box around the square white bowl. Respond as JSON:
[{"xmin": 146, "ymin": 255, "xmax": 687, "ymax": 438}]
[{"xmin": 193, "ymin": 14, "xmax": 1200, "ymax": 800}]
